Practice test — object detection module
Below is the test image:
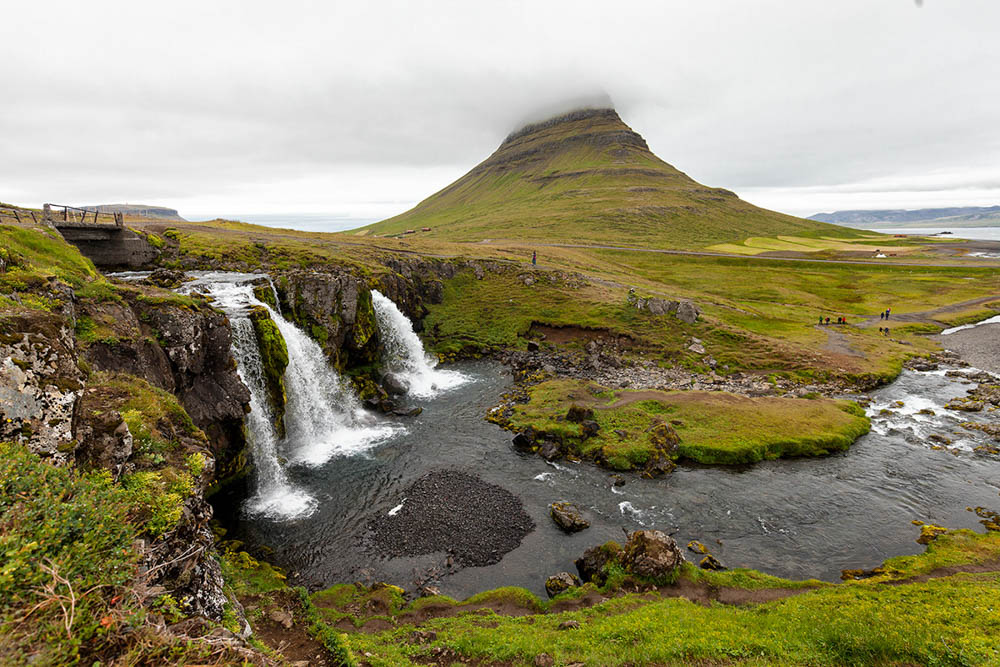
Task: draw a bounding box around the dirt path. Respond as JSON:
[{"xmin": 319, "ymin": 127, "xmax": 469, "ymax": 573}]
[
  {"xmin": 819, "ymin": 325, "xmax": 864, "ymax": 357},
  {"xmin": 855, "ymin": 294, "xmax": 1000, "ymax": 329}
]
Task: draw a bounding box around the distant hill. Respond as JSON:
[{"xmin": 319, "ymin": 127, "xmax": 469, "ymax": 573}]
[
  {"xmin": 84, "ymin": 204, "xmax": 186, "ymax": 221},
  {"xmin": 810, "ymin": 206, "xmax": 1000, "ymax": 228},
  {"xmin": 361, "ymin": 107, "xmax": 853, "ymax": 248}
]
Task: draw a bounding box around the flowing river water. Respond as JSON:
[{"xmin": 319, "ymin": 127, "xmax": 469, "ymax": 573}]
[{"xmin": 167, "ymin": 273, "xmax": 1000, "ymax": 600}]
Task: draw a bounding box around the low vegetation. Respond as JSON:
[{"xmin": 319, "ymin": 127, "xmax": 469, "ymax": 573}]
[{"xmin": 498, "ymin": 379, "xmax": 870, "ymax": 467}]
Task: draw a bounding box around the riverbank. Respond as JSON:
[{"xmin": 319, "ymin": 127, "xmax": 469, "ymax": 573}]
[{"xmin": 940, "ymin": 321, "xmax": 1000, "ymax": 374}]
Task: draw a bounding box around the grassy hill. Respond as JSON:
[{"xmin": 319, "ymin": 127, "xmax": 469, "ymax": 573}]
[{"xmin": 361, "ymin": 107, "xmax": 859, "ymax": 248}]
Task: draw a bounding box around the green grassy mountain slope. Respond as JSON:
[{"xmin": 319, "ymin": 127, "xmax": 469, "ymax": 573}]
[{"xmin": 362, "ymin": 107, "xmax": 857, "ymax": 248}]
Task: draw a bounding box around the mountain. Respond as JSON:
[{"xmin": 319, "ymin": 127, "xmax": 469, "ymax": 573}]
[
  {"xmin": 361, "ymin": 107, "xmax": 850, "ymax": 248},
  {"xmin": 84, "ymin": 204, "xmax": 186, "ymax": 221},
  {"xmin": 810, "ymin": 206, "xmax": 1000, "ymax": 228}
]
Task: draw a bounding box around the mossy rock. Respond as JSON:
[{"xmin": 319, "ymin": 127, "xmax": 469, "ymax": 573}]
[{"xmin": 248, "ymin": 306, "xmax": 288, "ymax": 437}]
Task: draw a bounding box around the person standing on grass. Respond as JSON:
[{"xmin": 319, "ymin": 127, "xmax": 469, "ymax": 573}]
[
  {"xmin": 880, "ymin": 311, "xmax": 885, "ymax": 320},
  {"xmin": 886, "ymin": 307, "xmax": 891, "ymax": 320},
  {"xmin": 532, "ymin": 251, "xmax": 537, "ymax": 266}
]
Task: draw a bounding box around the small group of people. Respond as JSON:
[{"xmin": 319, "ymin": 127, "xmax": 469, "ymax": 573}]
[
  {"xmin": 879, "ymin": 308, "xmax": 891, "ymax": 320},
  {"xmin": 878, "ymin": 327, "xmax": 891, "ymax": 336},
  {"xmin": 819, "ymin": 316, "xmax": 849, "ymax": 325}
]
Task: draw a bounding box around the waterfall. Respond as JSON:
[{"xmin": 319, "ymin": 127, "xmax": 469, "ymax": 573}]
[
  {"xmin": 183, "ymin": 272, "xmax": 396, "ymax": 519},
  {"xmin": 371, "ymin": 290, "xmax": 469, "ymax": 398},
  {"xmin": 229, "ymin": 316, "xmax": 316, "ymax": 520},
  {"xmin": 270, "ymin": 310, "xmax": 398, "ymax": 467}
]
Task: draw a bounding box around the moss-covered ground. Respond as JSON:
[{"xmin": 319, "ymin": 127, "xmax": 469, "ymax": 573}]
[
  {"xmin": 228, "ymin": 528, "xmax": 1000, "ymax": 666},
  {"xmin": 498, "ymin": 379, "xmax": 870, "ymax": 467}
]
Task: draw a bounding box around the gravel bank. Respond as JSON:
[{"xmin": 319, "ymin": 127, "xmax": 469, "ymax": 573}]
[
  {"xmin": 939, "ymin": 323, "xmax": 1000, "ymax": 375},
  {"xmin": 366, "ymin": 470, "xmax": 534, "ymax": 567}
]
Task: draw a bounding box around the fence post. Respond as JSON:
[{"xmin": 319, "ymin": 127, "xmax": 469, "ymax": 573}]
[
  {"xmin": 62, "ymin": 207, "xmax": 68, "ymax": 221},
  {"xmin": 43, "ymin": 203, "xmax": 52, "ymax": 223}
]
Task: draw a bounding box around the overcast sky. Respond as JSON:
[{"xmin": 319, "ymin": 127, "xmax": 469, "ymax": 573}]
[{"xmin": 2, "ymin": 0, "xmax": 998, "ymax": 223}]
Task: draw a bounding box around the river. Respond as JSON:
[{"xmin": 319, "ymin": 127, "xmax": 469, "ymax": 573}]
[{"xmin": 214, "ymin": 358, "xmax": 999, "ymax": 600}]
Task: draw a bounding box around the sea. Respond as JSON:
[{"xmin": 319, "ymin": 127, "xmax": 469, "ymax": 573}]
[
  {"xmin": 861, "ymin": 226, "xmax": 1000, "ymax": 242},
  {"xmin": 187, "ymin": 213, "xmax": 375, "ymax": 234}
]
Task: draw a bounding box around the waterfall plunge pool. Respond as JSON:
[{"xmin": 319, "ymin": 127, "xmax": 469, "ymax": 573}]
[{"xmin": 137, "ymin": 271, "xmax": 999, "ymax": 600}]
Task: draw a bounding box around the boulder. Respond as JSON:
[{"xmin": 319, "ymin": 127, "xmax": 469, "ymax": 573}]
[
  {"xmin": 382, "ymin": 372, "xmax": 410, "ymax": 396},
  {"xmin": 676, "ymin": 300, "xmax": 700, "ymax": 324},
  {"xmin": 544, "ymin": 572, "xmax": 581, "ymax": 598},
  {"xmin": 622, "ymin": 530, "xmax": 684, "ymax": 582},
  {"xmin": 538, "ymin": 440, "xmax": 561, "ymax": 461},
  {"xmin": 550, "ymin": 502, "xmax": 590, "ymax": 533},
  {"xmin": 575, "ymin": 542, "xmax": 623, "ymax": 585},
  {"xmin": 526, "ymin": 340, "xmax": 540, "ymax": 352},
  {"xmin": 557, "ymin": 620, "xmax": 581, "ymax": 630},
  {"xmin": 566, "ymin": 404, "xmax": 595, "ymax": 422},
  {"xmin": 581, "ymin": 419, "xmax": 600, "ymax": 438},
  {"xmin": 392, "ymin": 406, "xmax": 423, "ymax": 417},
  {"xmin": 534, "ymin": 654, "xmax": 554, "ymax": 667},
  {"xmin": 699, "ymin": 555, "xmax": 725, "ymax": 570},
  {"xmin": 512, "ymin": 432, "xmax": 534, "ymax": 449}
]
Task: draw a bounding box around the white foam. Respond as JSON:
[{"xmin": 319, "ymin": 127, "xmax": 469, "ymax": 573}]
[{"xmin": 371, "ymin": 290, "xmax": 470, "ymax": 399}]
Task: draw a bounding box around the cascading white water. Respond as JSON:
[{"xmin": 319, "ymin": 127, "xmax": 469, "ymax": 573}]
[
  {"xmin": 182, "ymin": 273, "xmax": 397, "ymax": 518},
  {"xmin": 229, "ymin": 316, "xmax": 316, "ymax": 519},
  {"xmin": 270, "ymin": 311, "xmax": 398, "ymax": 467},
  {"xmin": 371, "ymin": 290, "xmax": 469, "ymax": 398}
]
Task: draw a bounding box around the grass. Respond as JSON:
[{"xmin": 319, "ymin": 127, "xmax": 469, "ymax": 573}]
[
  {"xmin": 313, "ymin": 528, "xmax": 1000, "ymax": 666},
  {"xmin": 501, "ymin": 379, "xmax": 871, "ymax": 467}
]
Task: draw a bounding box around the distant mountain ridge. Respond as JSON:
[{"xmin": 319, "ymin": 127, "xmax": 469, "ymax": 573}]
[
  {"xmin": 362, "ymin": 107, "xmax": 852, "ymax": 248},
  {"xmin": 810, "ymin": 206, "xmax": 1000, "ymax": 228},
  {"xmin": 84, "ymin": 204, "xmax": 186, "ymax": 221}
]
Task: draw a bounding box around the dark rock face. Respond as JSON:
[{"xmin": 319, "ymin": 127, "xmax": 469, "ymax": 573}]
[
  {"xmin": 366, "ymin": 469, "xmax": 535, "ymax": 567},
  {"xmin": 276, "ymin": 271, "xmax": 379, "ymax": 369},
  {"xmin": 72, "ymin": 392, "xmax": 133, "ymax": 478},
  {"xmin": 550, "ymin": 502, "xmax": 591, "ymax": 533},
  {"xmin": 545, "ymin": 572, "xmax": 581, "ymax": 598},
  {"xmin": 132, "ymin": 300, "xmax": 250, "ymax": 473},
  {"xmin": 538, "ymin": 440, "xmax": 561, "ymax": 461}
]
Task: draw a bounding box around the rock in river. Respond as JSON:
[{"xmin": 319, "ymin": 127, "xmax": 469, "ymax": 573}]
[
  {"xmin": 545, "ymin": 572, "xmax": 581, "ymax": 598},
  {"xmin": 550, "ymin": 502, "xmax": 590, "ymax": 533}
]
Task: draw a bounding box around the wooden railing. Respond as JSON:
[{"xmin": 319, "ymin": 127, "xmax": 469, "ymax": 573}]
[
  {"xmin": 0, "ymin": 205, "xmax": 41, "ymax": 224},
  {"xmin": 45, "ymin": 204, "xmax": 125, "ymax": 226}
]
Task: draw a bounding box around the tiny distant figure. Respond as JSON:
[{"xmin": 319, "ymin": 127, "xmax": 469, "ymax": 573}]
[
  {"xmin": 884, "ymin": 327, "xmax": 890, "ymax": 336},
  {"xmin": 819, "ymin": 316, "xmax": 823, "ymax": 325},
  {"xmin": 532, "ymin": 251, "xmax": 537, "ymax": 266},
  {"xmin": 836, "ymin": 317, "xmax": 842, "ymax": 324},
  {"xmin": 886, "ymin": 307, "xmax": 891, "ymax": 320},
  {"xmin": 880, "ymin": 311, "xmax": 885, "ymax": 320},
  {"xmin": 825, "ymin": 317, "xmax": 830, "ymax": 325},
  {"xmin": 878, "ymin": 327, "xmax": 883, "ymax": 334}
]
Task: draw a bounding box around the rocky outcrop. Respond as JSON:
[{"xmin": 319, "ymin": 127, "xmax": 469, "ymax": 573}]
[
  {"xmin": 0, "ymin": 311, "xmax": 84, "ymax": 463},
  {"xmin": 627, "ymin": 290, "xmax": 700, "ymax": 324},
  {"xmin": 576, "ymin": 530, "xmax": 685, "ymax": 587},
  {"xmin": 275, "ymin": 271, "xmax": 379, "ymax": 369},
  {"xmin": 248, "ymin": 306, "xmax": 288, "ymax": 437}
]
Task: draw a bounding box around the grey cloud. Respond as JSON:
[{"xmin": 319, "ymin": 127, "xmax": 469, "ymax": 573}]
[{"xmin": 1, "ymin": 0, "xmax": 998, "ymax": 216}]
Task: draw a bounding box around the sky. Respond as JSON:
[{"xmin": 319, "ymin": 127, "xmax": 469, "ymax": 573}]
[{"xmin": 2, "ymin": 0, "xmax": 999, "ymax": 224}]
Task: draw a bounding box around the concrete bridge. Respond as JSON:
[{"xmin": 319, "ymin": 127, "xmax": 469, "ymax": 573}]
[{"xmin": 46, "ymin": 204, "xmax": 160, "ymax": 269}]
